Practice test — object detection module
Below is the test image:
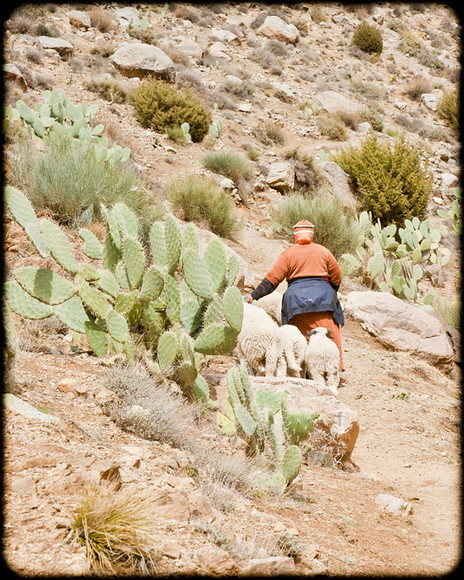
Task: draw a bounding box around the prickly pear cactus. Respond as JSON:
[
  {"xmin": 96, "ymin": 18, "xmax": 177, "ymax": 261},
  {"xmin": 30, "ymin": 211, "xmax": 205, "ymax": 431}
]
[{"xmin": 4, "ymin": 185, "xmax": 244, "ymax": 404}]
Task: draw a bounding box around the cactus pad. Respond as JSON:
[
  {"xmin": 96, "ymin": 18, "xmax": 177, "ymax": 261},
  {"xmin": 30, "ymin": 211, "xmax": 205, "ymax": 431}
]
[
  {"xmin": 222, "ymin": 286, "xmax": 243, "ymax": 333},
  {"xmin": 5, "ymin": 279, "xmax": 53, "ymax": 319},
  {"xmin": 54, "ymin": 295, "xmax": 90, "ymax": 333},
  {"xmin": 164, "ymin": 214, "xmax": 181, "ymax": 275},
  {"xmin": 182, "ymin": 248, "xmax": 214, "ymax": 300},
  {"xmin": 107, "ymin": 310, "xmax": 130, "ymax": 343},
  {"xmin": 39, "ymin": 218, "xmax": 78, "ymax": 273},
  {"xmin": 13, "ymin": 267, "xmax": 76, "ymax": 305},
  {"xmin": 97, "ymin": 269, "xmax": 120, "ymax": 299},
  {"xmin": 79, "ymin": 228, "xmax": 103, "ymax": 259},
  {"xmin": 157, "ymin": 330, "xmax": 178, "ymax": 371},
  {"xmin": 123, "ymin": 236, "xmax": 146, "ymax": 289},
  {"xmin": 84, "ymin": 318, "xmax": 107, "ymax": 357},
  {"xmin": 203, "ymin": 238, "xmax": 227, "ymax": 292},
  {"xmin": 140, "ymin": 265, "xmax": 164, "ymax": 301},
  {"xmin": 193, "ymin": 323, "xmax": 237, "ymax": 355},
  {"xmin": 5, "ymin": 186, "xmax": 48, "ymax": 258},
  {"xmin": 79, "ymin": 281, "xmax": 112, "ymax": 320},
  {"xmin": 149, "ymin": 221, "xmax": 167, "ymax": 268},
  {"xmin": 281, "ymin": 445, "xmax": 302, "ymax": 484}
]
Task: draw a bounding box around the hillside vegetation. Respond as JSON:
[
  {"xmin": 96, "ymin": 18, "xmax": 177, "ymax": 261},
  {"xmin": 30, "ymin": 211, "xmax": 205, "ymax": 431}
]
[{"xmin": 3, "ymin": 3, "xmax": 461, "ymax": 577}]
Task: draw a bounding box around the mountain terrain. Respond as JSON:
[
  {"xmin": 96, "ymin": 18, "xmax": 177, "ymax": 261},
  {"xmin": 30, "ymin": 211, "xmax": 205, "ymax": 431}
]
[{"xmin": 2, "ymin": 2, "xmax": 462, "ymax": 577}]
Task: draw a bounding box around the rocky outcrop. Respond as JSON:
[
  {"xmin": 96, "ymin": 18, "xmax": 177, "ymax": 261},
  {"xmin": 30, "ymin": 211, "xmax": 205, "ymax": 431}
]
[
  {"xmin": 212, "ymin": 376, "xmax": 360, "ymax": 468},
  {"xmin": 266, "ymin": 161, "xmax": 295, "ymax": 192},
  {"xmin": 109, "ymin": 42, "xmax": 175, "ymax": 79},
  {"xmin": 344, "ymin": 291, "xmax": 455, "ymax": 365},
  {"xmin": 317, "ymin": 161, "xmax": 357, "ymax": 209},
  {"xmin": 257, "ymin": 15, "xmax": 299, "ymax": 44}
]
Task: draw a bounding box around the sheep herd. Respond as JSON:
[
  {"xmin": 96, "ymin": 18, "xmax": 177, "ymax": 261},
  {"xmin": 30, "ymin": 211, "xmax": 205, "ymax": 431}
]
[{"xmin": 236, "ymin": 293, "xmax": 340, "ymax": 397}]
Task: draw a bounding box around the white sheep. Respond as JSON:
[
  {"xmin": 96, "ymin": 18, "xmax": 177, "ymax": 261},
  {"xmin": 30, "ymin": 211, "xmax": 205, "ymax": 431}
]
[
  {"xmin": 304, "ymin": 327, "xmax": 340, "ymax": 396},
  {"xmin": 254, "ymin": 291, "xmax": 283, "ymax": 324},
  {"xmin": 276, "ymin": 324, "xmax": 307, "ymax": 378},
  {"xmin": 237, "ymin": 303, "xmax": 285, "ymax": 377}
]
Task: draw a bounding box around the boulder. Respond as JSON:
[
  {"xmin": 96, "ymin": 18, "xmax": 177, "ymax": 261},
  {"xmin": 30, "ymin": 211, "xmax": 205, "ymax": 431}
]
[
  {"xmin": 3, "ymin": 64, "xmax": 27, "ymax": 90},
  {"xmin": 315, "ymin": 90, "xmax": 367, "ymax": 115},
  {"xmin": 257, "ymin": 15, "xmax": 299, "ymax": 44},
  {"xmin": 317, "ymin": 161, "xmax": 356, "ymax": 209},
  {"xmin": 344, "ymin": 291, "xmax": 454, "ymax": 365},
  {"xmin": 208, "ymin": 41, "xmax": 232, "ymax": 61},
  {"xmin": 114, "ymin": 7, "xmax": 141, "ymax": 28},
  {"xmin": 37, "ymin": 36, "xmax": 73, "ymax": 58},
  {"xmin": 109, "ymin": 42, "xmax": 175, "ymax": 80},
  {"xmin": 266, "ymin": 161, "xmax": 295, "ymax": 192},
  {"xmin": 213, "ymin": 377, "xmax": 360, "ymax": 467},
  {"xmin": 67, "ymin": 9, "xmax": 91, "ymax": 28},
  {"xmin": 211, "ymin": 28, "xmax": 241, "ymax": 45}
]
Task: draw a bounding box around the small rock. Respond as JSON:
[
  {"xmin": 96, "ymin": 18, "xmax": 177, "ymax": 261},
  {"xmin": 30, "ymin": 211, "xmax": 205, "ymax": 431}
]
[
  {"xmin": 195, "ymin": 546, "xmax": 237, "ymax": 575},
  {"xmin": 241, "ymin": 555, "xmax": 296, "ymax": 575},
  {"xmin": 375, "ymin": 493, "xmax": 413, "ymax": 515},
  {"xmin": 161, "ymin": 541, "xmax": 182, "ymax": 559}
]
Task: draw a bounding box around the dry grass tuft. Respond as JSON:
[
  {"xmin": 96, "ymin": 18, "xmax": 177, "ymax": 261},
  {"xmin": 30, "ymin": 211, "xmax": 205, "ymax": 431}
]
[{"xmin": 67, "ymin": 481, "xmax": 161, "ymax": 574}]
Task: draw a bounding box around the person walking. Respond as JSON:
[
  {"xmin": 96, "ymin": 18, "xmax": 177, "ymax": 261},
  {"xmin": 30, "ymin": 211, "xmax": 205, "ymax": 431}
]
[{"xmin": 245, "ymin": 220, "xmax": 345, "ymax": 371}]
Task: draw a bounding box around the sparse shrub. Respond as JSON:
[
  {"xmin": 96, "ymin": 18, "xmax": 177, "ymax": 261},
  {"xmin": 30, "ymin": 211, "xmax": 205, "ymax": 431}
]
[
  {"xmin": 398, "ymin": 31, "xmax": 422, "ymax": 56},
  {"xmin": 131, "ymin": 79, "xmax": 211, "ymax": 142},
  {"xmin": 83, "ymin": 77, "xmax": 128, "ymax": 103},
  {"xmin": 201, "ymin": 149, "xmax": 253, "ymax": 182},
  {"xmin": 334, "ymin": 135, "xmax": 432, "ymax": 227},
  {"xmin": 67, "ymin": 482, "xmax": 160, "ymax": 575},
  {"xmin": 316, "ymin": 112, "xmax": 347, "ymax": 140},
  {"xmin": 8, "ymin": 129, "xmax": 161, "ymax": 231},
  {"xmin": 89, "ymin": 6, "xmax": 116, "ymax": 32},
  {"xmin": 166, "ymin": 174, "xmax": 241, "ymax": 239},
  {"xmin": 271, "ymin": 193, "xmax": 361, "ymax": 259},
  {"xmin": 437, "ymin": 89, "xmax": 459, "ymax": 132},
  {"xmin": 266, "ymin": 39, "xmax": 289, "ymax": 58},
  {"xmin": 252, "ymin": 121, "xmax": 286, "ymax": 146},
  {"xmin": 404, "ymin": 76, "xmax": 433, "ymax": 100},
  {"xmin": 284, "ymin": 148, "xmax": 321, "ymax": 193},
  {"xmin": 127, "ymin": 24, "xmax": 158, "ymax": 45},
  {"xmin": 250, "ymin": 47, "xmax": 283, "ymax": 75},
  {"xmin": 433, "ymin": 296, "xmax": 461, "ymax": 331},
  {"xmin": 352, "ymin": 21, "xmax": 383, "ymax": 54}
]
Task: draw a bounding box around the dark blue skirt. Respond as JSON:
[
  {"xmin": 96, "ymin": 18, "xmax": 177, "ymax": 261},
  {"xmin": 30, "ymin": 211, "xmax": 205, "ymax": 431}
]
[{"xmin": 281, "ymin": 277, "xmax": 344, "ymax": 327}]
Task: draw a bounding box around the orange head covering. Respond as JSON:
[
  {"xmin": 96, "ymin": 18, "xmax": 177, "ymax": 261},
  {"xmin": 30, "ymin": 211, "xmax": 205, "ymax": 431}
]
[{"xmin": 293, "ymin": 220, "xmax": 314, "ymax": 244}]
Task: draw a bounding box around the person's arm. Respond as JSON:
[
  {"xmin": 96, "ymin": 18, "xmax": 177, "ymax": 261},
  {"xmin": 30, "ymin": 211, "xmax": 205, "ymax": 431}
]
[
  {"xmin": 249, "ymin": 278, "xmax": 277, "ymax": 301},
  {"xmin": 246, "ymin": 250, "xmax": 288, "ymax": 302},
  {"xmin": 326, "ymin": 249, "xmax": 342, "ymax": 290}
]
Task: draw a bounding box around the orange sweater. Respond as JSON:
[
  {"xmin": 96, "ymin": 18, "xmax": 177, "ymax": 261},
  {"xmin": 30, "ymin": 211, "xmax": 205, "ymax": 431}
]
[{"xmin": 265, "ymin": 243, "xmax": 342, "ymax": 287}]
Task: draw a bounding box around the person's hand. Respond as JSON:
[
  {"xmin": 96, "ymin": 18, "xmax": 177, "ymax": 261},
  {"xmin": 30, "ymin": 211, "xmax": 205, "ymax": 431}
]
[{"xmin": 245, "ymin": 294, "xmax": 254, "ymax": 303}]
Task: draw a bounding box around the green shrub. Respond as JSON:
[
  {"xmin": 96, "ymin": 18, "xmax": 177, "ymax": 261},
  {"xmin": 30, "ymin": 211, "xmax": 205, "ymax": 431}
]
[
  {"xmin": 334, "ymin": 135, "xmax": 432, "ymax": 227},
  {"xmin": 166, "ymin": 174, "xmax": 241, "ymax": 239},
  {"xmin": 352, "ymin": 21, "xmax": 383, "ymax": 54},
  {"xmin": 437, "ymin": 90, "xmax": 459, "ymax": 132},
  {"xmin": 8, "ymin": 129, "xmax": 162, "ymax": 232},
  {"xmin": 201, "ymin": 150, "xmax": 253, "ymax": 182},
  {"xmin": 433, "ymin": 296, "xmax": 461, "ymax": 331},
  {"xmin": 271, "ymin": 193, "xmax": 361, "ymax": 259},
  {"xmin": 130, "ymin": 79, "xmax": 211, "ymax": 142}
]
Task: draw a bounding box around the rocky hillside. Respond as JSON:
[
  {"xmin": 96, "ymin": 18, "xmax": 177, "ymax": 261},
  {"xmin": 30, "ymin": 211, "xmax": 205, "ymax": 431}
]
[{"xmin": 2, "ymin": 2, "xmax": 461, "ymax": 577}]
